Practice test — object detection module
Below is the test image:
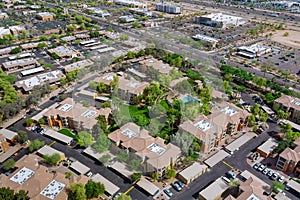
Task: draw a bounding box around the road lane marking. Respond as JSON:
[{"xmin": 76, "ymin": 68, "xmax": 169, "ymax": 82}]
[
  {"xmin": 49, "ymin": 141, "xmax": 56, "ymax": 146},
  {"xmin": 223, "ymin": 161, "xmax": 234, "ymax": 169},
  {"xmin": 124, "ymin": 186, "xmax": 135, "ymax": 195}
]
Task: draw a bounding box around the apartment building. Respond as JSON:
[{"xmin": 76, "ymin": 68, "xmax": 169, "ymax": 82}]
[
  {"xmin": 276, "ymin": 137, "xmax": 300, "ymax": 177},
  {"xmin": 2, "ymin": 58, "xmax": 37, "ymax": 71},
  {"xmin": 139, "ymin": 58, "xmax": 173, "ymax": 75},
  {"xmin": 0, "ymin": 134, "xmax": 10, "ymax": 154},
  {"xmin": 63, "ymin": 59, "xmax": 94, "ymax": 73},
  {"xmin": 94, "ymin": 73, "xmax": 149, "ymax": 103},
  {"xmin": 0, "ymin": 154, "xmax": 89, "ymax": 199},
  {"xmin": 274, "ymin": 94, "xmax": 300, "ymax": 124},
  {"xmin": 108, "ymin": 122, "xmax": 181, "ymax": 177},
  {"xmin": 155, "ymin": 3, "xmax": 181, "ymax": 14},
  {"xmin": 43, "ymin": 97, "xmax": 111, "ymax": 131},
  {"xmin": 36, "ymin": 12, "xmax": 55, "ymax": 21},
  {"xmin": 179, "ymin": 102, "xmax": 249, "ymax": 153}
]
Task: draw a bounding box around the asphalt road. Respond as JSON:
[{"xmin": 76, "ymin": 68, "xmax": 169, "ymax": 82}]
[{"xmin": 174, "ymin": 120, "xmax": 298, "ymax": 200}]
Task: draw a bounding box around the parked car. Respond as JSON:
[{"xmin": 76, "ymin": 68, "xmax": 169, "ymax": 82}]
[
  {"xmin": 38, "ymin": 128, "xmax": 46, "ymax": 134},
  {"xmin": 271, "ymin": 173, "xmax": 279, "ymax": 180},
  {"xmin": 226, "ymin": 171, "xmax": 236, "ymax": 179},
  {"xmin": 267, "ymin": 170, "xmax": 274, "ymax": 177},
  {"xmin": 31, "ymin": 126, "xmax": 38, "ymax": 131},
  {"xmin": 163, "ymin": 189, "xmax": 173, "ymax": 197},
  {"xmin": 172, "ymin": 181, "xmax": 183, "ymax": 191},
  {"xmin": 278, "ymin": 176, "xmax": 284, "ymax": 183},
  {"xmin": 86, "ymin": 172, "xmax": 93, "ymax": 178},
  {"xmin": 253, "ymin": 163, "xmax": 261, "ymax": 170},
  {"xmin": 258, "ymin": 164, "xmax": 266, "ymax": 172},
  {"xmin": 262, "ymin": 168, "xmax": 270, "ymax": 175}
]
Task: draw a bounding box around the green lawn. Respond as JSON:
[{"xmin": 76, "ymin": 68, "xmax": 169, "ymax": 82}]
[{"xmin": 58, "ymin": 129, "xmax": 78, "ymax": 140}]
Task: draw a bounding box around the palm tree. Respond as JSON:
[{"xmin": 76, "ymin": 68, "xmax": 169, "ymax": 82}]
[{"xmin": 228, "ymin": 179, "xmax": 241, "ymax": 197}]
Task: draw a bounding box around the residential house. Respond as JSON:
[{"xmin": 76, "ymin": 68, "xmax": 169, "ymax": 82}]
[
  {"xmin": 274, "ymin": 94, "xmax": 300, "ymax": 124},
  {"xmin": 36, "ymin": 12, "xmax": 55, "ymax": 21},
  {"xmin": 43, "ymin": 97, "xmax": 111, "ymax": 131},
  {"xmin": 108, "ymin": 122, "xmax": 181, "ymax": 177},
  {"xmin": 179, "ymin": 102, "xmax": 249, "ymax": 153}
]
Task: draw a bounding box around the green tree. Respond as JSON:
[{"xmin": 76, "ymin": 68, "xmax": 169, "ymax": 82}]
[
  {"xmin": 0, "ymin": 187, "xmax": 14, "ymax": 200},
  {"xmin": 14, "ymin": 131, "xmax": 28, "ymax": 144},
  {"xmin": 165, "ymin": 168, "xmax": 176, "ymax": 180},
  {"xmin": 14, "ymin": 190, "xmax": 30, "ymax": 200},
  {"xmin": 99, "ymin": 154, "xmax": 111, "ymax": 164},
  {"xmin": 120, "ymin": 33, "xmax": 129, "ymax": 41},
  {"xmin": 68, "ymin": 183, "xmax": 86, "ymax": 200},
  {"xmin": 116, "ymin": 151, "xmax": 130, "ymax": 162},
  {"xmin": 97, "ymin": 82, "xmax": 107, "ymax": 93},
  {"xmin": 277, "ymin": 110, "xmax": 289, "ymax": 121},
  {"xmin": 24, "ymin": 118, "xmax": 34, "ymax": 126},
  {"xmin": 37, "ymin": 42, "xmax": 47, "ymax": 49},
  {"xmin": 39, "ymin": 35, "xmax": 49, "ymax": 41},
  {"xmin": 247, "ymin": 115, "xmax": 256, "ymax": 126},
  {"xmin": 92, "ymin": 134, "xmax": 111, "ymax": 153},
  {"xmin": 85, "ymin": 180, "xmax": 105, "ymax": 199},
  {"xmin": 3, "ymin": 158, "xmax": 15, "ymax": 171},
  {"xmin": 88, "ymin": 81, "xmax": 97, "ymax": 90},
  {"xmin": 115, "ymin": 194, "xmax": 132, "ymax": 200},
  {"xmin": 130, "ymin": 172, "xmax": 142, "ymax": 183},
  {"xmin": 78, "ymin": 131, "xmax": 94, "ymax": 147},
  {"xmin": 65, "ymin": 172, "xmax": 72, "ymax": 179},
  {"xmin": 251, "ymin": 104, "xmax": 261, "ymax": 116},
  {"xmin": 38, "ymin": 118, "xmax": 45, "ymax": 125},
  {"xmin": 151, "ymin": 172, "xmax": 159, "ymax": 182},
  {"xmin": 43, "ymin": 153, "xmax": 61, "ymax": 165},
  {"xmin": 272, "ymin": 181, "xmax": 285, "ymax": 193},
  {"xmin": 11, "ymin": 47, "xmax": 21, "ymax": 54},
  {"xmin": 128, "ymin": 159, "xmax": 141, "ymax": 171},
  {"xmin": 28, "ymin": 139, "xmax": 45, "ymax": 152}
]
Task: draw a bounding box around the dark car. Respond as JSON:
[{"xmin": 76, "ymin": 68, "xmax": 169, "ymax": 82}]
[
  {"xmin": 172, "ymin": 181, "xmax": 183, "ymax": 191},
  {"xmin": 163, "ymin": 189, "xmax": 173, "ymax": 197},
  {"xmin": 26, "ymin": 108, "xmax": 35, "ymax": 115}
]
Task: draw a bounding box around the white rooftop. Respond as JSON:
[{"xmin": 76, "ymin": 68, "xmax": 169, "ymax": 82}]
[
  {"xmin": 147, "ymin": 143, "xmax": 166, "ymax": 155},
  {"xmin": 70, "ymin": 160, "xmax": 90, "ymax": 175},
  {"xmin": 37, "ymin": 12, "xmax": 55, "ymax": 17},
  {"xmin": 194, "ymin": 120, "xmax": 213, "ymax": 131},
  {"xmin": 21, "ymin": 66, "xmax": 44, "ymax": 76},
  {"xmin": 127, "ymin": 82, "xmax": 141, "ymax": 88},
  {"xmin": 81, "ymin": 109, "xmax": 97, "ymax": 118},
  {"xmin": 192, "ymin": 34, "xmax": 219, "ymax": 43},
  {"xmin": 58, "ymin": 103, "xmax": 73, "ymax": 112},
  {"xmin": 10, "ymin": 167, "xmax": 35, "ymax": 185},
  {"xmin": 121, "ymin": 128, "xmax": 138, "ymax": 138},
  {"xmin": 202, "ymin": 13, "xmax": 243, "ymax": 23},
  {"xmin": 221, "ymin": 106, "xmax": 238, "ymax": 116},
  {"xmin": 292, "ymin": 99, "xmax": 300, "ymax": 106},
  {"xmin": 104, "ymin": 75, "xmax": 114, "ymax": 81},
  {"xmin": 40, "ymin": 180, "xmax": 65, "ymax": 200}
]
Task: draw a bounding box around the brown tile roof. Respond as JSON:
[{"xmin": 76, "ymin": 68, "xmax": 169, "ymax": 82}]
[
  {"xmin": 275, "ymin": 94, "xmax": 300, "ymax": 111},
  {"xmin": 279, "ymin": 147, "xmax": 300, "ymax": 162},
  {"xmin": 109, "ymin": 122, "xmax": 181, "ymax": 170},
  {"xmin": 44, "ymin": 97, "xmax": 111, "ymax": 130},
  {"xmin": 139, "ymin": 58, "xmax": 172, "ymax": 75}
]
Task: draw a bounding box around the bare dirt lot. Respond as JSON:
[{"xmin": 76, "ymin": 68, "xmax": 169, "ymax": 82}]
[{"xmin": 271, "ymin": 30, "xmax": 300, "ymax": 49}]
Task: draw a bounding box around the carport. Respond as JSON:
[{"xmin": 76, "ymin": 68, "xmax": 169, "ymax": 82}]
[
  {"xmin": 204, "ymin": 150, "xmax": 230, "ymax": 167},
  {"xmin": 69, "ymin": 160, "xmax": 90, "ymax": 175},
  {"xmin": 92, "ymin": 173, "xmax": 120, "ymax": 197},
  {"xmin": 225, "ymin": 132, "xmax": 257, "ymax": 154}
]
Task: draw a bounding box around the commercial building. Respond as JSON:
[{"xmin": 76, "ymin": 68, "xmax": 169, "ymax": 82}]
[
  {"xmin": 36, "ymin": 12, "xmax": 55, "ymax": 21},
  {"xmin": 237, "ymin": 43, "xmax": 271, "ymax": 59},
  {"xmin": 192, "ymin": 34, "xmax": 219, "ymax": 48},
  {"xmin": 15, "ymin": 70, "xmax": 65, "ymax": 92},
  {"xmin": 2, "ymin": 58, "xmax": 37, "ymax": 71},
  {"xmin": 179, "ymin": 102, "xmax": 249, "ymax": 153},
  {"xmin": 119, "ymin": 15, "xmax": 137, "ymax": 23},
  {"xmin": 108, "ymin": 122, "xmax": 181, "ymax": 177},
  {"xmin": 256, "ymin": 138, "xmax": 278, "ymax": 158},
  {"xmin": 48, "ymin": 46, "xmax": 80, "ymax": 59},
  {"xmin": 43, "ymin": 97, "xmax": 111, "ymax": 131},
  {"xmin": 63, "ymin": 59, "xmax": 94, "ymax": 73},
  {"xmin": 114, "ymin": 0, "xmax": 151, "ymax": 8},
  {"xmin": 274, "ymin": 94, "xmax": 300, "ymax": 124},
  {"xmin": 195, "ymin": 13, "xmax": 244, "ymax": 28},
  {"xmin": 0, "ymin": 154, "xmax": 89, "ymax": 199},
  {"xmin": 177, "ymin": 162, "xmax": 208, "ymax": 184},
  {"xmin": 94, "ymin": 73, "xmax": 149, "ymax": 103},
  {"xmin": 155, "ymin": 3, "xmax": 181, "ymax": 14},
  {"xmin": 21, "ymin": 42, "xmax": 46, "ymax": 50},
  {"xmin": 276, "ymin": 137, "xmax": 300, "ymax": 177}
]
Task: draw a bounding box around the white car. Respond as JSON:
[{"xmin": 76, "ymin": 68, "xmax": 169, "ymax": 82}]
[
  {"xmin": 258, "ymin": 164, "xmax": 266, "ymax": 172},
  {"xmin": 86, "ymin": 172, "xmax": 93, "ymax": 178},
  {"xmin": 267, "ymin": 170, "xmax": 274, "ymax": 177},
  {"xmin": 278, "ymin": 176, "xmax": 284, "ymax": 183}
]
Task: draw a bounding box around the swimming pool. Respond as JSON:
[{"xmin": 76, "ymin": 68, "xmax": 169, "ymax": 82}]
[{"xmin": 181, "ymin": 96, "xmax": 198, "ymax": 103}]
